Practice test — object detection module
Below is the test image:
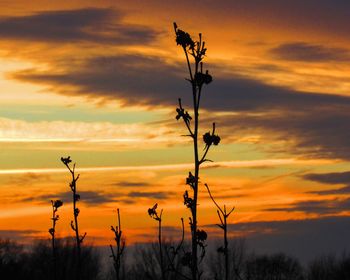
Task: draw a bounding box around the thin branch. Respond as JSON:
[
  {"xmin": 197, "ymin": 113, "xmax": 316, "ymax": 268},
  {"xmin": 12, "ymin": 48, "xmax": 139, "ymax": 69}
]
[{"xmin": 204, "ymin": 184, "xmax": 225, "ymax": 217}]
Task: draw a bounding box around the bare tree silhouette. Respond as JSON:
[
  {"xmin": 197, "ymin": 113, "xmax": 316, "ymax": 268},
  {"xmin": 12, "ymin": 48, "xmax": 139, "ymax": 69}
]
[{"xmin": 174, "ymin": 22, "xmax": 219, "ymax": 280}]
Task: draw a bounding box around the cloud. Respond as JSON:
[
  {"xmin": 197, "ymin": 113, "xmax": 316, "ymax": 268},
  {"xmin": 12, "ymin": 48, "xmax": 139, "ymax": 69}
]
[
  {"xmin": 0, "ymin": 117, "xmax": 175, "ymax": 146},
  {"xmin": 205, "ymin": 216, "xmax": 350, "ymax": 263},
  {"xmin": 9, "ymin": 50, "xmax": 350, "ymax": 161},
  {"xmin": 302, "ymin": 171, "xmax": 350, "ymax": 195},
  {"xmin": 113, "ymin": 181, "xmax": 151, "ymax": 188},
  {"xmin": 11, "ymin": 53, "xmax": 350, "ymax": 112},
  {"xmin": 308, "ymin": 185, "xmax": 350, "ymax": 195},
  {"xmin": 302, "ymin": 171, "xmax": 350, "ymax": 185},
  {"xmin": 0, "ymin": 8, "xmax": 157, "ymax": 45},
  {"xmin": 7, "ymin": 172, "xmax": 51, "ymax": 185},
  {"xmin": 128, "ymin": 191, "xmax": 175, "ymax": 200},
  {"xmin": 264, "ymin": 197, "xmax": 350, "ymax": 214},
  {"xmin": 0, "ymin": 159, "xmax": 327, "ymax": 175},
  {"xmin": 217, "ymin": 103, "xmax": 350, "ymax": 160},
  {"xmin": 197, "ymin": 0, "xmax": 350, "ymax": 39},
  {"xmin": 0, "ymin": 229, "xmax": 40, "ymax": 241},
  {"xmin": 270, "ymin": 42, "xmax": 350, "ymax": 62},
  {"xmin": 22, "ymin": 190, "xmax": 117, "ymax": 206}
]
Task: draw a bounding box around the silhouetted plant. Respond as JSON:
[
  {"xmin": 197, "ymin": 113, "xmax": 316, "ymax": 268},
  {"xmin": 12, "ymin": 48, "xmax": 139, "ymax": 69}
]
[
  {"xmin": 204, "ymin": 184, "xmax": 235, "ymax": 280},
  {"xmin": 208, "ymin": 238, "xmax": 246, "ymax": 280},
  {"xmin": 174, "ymin": 22, "xmax": 218, "ymax": 279},
  {"xmin": 146, "ymin": 202, "xmax": 190, "ymax": 280},
  {"xmin": 129, "ymin": 240, "xmax": 190, "ymax": 280},
  {"xmin": 61, "ymin": 156, "xmax": 86, "ymax": 280},
  {"xmin": 163, "ymin": 218, "xmax": 192, "ymax": 280},
  {"xmin": 49, "ymin": 199, "xmax": 63, "ymax": 280},
  {"xmin": 110, "ymin": 208, "xmax": 125, "ymax": 280},
  {"xmin": 148, "ymin": 203, "xmax": 165, "ymax": 280}
]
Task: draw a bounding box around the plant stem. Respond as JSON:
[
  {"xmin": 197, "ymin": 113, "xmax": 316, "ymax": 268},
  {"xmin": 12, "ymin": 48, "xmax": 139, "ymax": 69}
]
[
  {"xmin": 51, "ymin": 203, "xmax": 57, "ymax": 280},
  {"xmin": 187, "ymin": 50, "xmax": 200, "ymax": 280},
  {"xmin": 205, "ymin": 184, "xmax": 234, "ymax": 280},
  {"xmin": 158, "ymin": 212, "xmax": 165, "ymax": 280},
  {"xmin": 71, "ymin": 170, "xmax": 81, "ymax": 280},
  {"xmin": 224, "ymin": 214, "xmax": 228, "ymax": 280}
]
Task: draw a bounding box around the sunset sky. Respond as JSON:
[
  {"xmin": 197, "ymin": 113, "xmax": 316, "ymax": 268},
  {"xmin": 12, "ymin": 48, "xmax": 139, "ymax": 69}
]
[{"xmin": 1, "ymin": 0, "xmax": 350, "ymax": 261}]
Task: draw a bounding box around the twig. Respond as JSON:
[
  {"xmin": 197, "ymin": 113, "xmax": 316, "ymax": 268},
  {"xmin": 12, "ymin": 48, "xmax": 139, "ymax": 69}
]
[{"xmin": 204, "ymin": 183, "xmax": 235, "ymax": 280}]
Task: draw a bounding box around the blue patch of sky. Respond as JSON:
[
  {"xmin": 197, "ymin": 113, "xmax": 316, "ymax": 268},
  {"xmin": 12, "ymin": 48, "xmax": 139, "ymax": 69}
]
[{"xmin": 0, "ymin": 104, "xmax": 166, "ymax": 124}]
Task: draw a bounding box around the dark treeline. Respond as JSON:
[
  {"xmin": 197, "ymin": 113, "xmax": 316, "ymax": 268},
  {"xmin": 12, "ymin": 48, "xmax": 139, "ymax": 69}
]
[{"xmin": 1, "ymin": 238, "xmax": 350, "ymax": 280}]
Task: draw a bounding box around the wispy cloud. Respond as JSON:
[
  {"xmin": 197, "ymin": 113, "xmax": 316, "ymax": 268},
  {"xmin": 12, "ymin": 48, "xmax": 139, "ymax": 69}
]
[
  {"xmin": 0, "ymin": 158, "xmax": 333, "ymax": 175},
  {"xmin": 0, "ymin": 117, "xmax": 174, "ymax": 146}
]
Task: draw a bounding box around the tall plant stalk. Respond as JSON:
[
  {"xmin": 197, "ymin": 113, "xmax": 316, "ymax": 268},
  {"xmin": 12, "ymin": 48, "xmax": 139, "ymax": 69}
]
[
  {"xmin": 174, "ymin": 23, "xmax": 220, "ymax": 280},
  {"xmin": 49, "ymin": 199, "xmax": 63, "ymax": 280},
  {"xmin": 61, "ymin": 156, "xmax": 86, "ymax": 280},
  {"xmin": 205, "ymin": 184, "xmax": 235, "ymax": 280},
  {"xmin": 148, "ymin": 203, "xmax": 165, "ymax": 280},
  {"xmin": 110, "ymin": 208, "xmax": 125, "ymax": 280}
]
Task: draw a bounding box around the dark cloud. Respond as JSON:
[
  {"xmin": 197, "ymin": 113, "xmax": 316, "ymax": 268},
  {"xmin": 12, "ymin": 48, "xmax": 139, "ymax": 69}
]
[
  {"xmin": 302, "ymin": 171, "xmax": 350, "ymax": 195},
  {"xmin": 219, "ymin": 107, "xmax": 350, "ymax": 160},
  {"xmin": 199, "ymin": 0, "xmax": 350, "ymax": 38},
  {"xmin": 8, "ymin": 172, "xmax": 51, "ymax": 185},
  {"xmin": 10, "ymin": 53, "xmax": 350, "ymax": 160},
  {"xmin": 22, "ymin": 190, "xmax": 117, "ymax": 206},
  {"xmin": 302, "ymin": 171, "xmax": 350, "ymax": 185},
  {"xmin": 12, "ymin": 54, "xmax": 350, "ymax": 111},
  {"xmin": 0, "ymin": 8, "xmax": 157, "ymax": 45},
  {"xmin": 113, "ymin": 181, "xmax": 151, "ymax": 187},
  {"xmin": 0, "ymin": 229, "xmax": 40, "ymax": 241},
  {"xmin": 308, "ymin": 185, "xmax": 350, "ymax": 195},
  {"xmin": 270, "ymin": 42, "xmax": 350, "ymax": 62},
  {"xmin": 206, "ymin": 216, "xmax": 350, "ymax": 263},
  {"xmin": 133, "ymin": 225, "xmax": 187, "ymax": 241},
  {"xmin": 128, "ymin": 191, "xmax": 175, "ymax": 200},
  {"xmin": 264, "ymin": 197, "xmax": 350, "ymax": 214}
]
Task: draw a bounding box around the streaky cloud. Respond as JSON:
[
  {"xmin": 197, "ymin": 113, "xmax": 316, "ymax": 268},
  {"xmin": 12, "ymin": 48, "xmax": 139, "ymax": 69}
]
[
  {"xmin": 270, "ymin": 42, "xmax": 350, "ymax": 62},
  {"xmin": 0, "ymin": 158, "xmax": 331, "ymax": 175},
  {"xmin": 0, "ymin": 8, "xmax": 158, "ymax": 45},
  {"xmin": 264, "ymin": 197, "xmax": 350, "ymax": 214}
]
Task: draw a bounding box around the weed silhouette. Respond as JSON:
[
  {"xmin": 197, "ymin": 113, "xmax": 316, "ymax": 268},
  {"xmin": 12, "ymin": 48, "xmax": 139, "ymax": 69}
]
[
  {"xmin": 205, "ymin": 184, "xmax": 235, "ymax": 280},
  {"xmin": 174, "ymin": 22, "xmax": 219, "ymax": 280},
  {"xmin": 61, "ymin": 156, "xmax": 86, "ymax": 280},
  {"xmin": 49, "ymin": 199, "xmax": 63, "ymax": 280},
  {"xmin": 148, "ymin": 203, "xmax": 165, "ymax": 280},
  {"xmin": 110, "ymin": 208, "xmax": 125, "ymax": 280}
]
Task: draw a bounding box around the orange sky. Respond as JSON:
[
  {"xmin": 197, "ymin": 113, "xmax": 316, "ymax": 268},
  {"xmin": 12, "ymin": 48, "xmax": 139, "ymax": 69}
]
[{"xmin": 0, "ymin": 1, "xmax": 350, "ymax": 254}]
